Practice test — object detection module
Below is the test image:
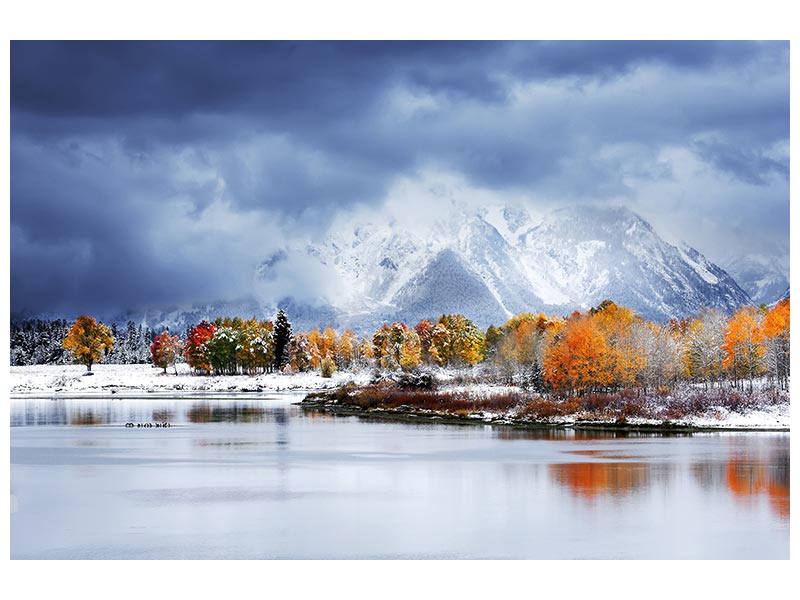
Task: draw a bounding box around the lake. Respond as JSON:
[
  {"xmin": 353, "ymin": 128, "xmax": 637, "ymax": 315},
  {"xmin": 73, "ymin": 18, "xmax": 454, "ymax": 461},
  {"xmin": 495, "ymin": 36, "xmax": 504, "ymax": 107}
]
[{"xmin": 10, "ymin": 395, "xmax": 789, "ymax": 559}]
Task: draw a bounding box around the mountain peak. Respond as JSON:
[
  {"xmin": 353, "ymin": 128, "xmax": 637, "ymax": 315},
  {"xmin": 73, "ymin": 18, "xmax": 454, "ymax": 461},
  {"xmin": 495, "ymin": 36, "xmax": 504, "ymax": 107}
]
[{"xmin": 250, "ymin": 202, "xmax": 752, "ymax": 329}]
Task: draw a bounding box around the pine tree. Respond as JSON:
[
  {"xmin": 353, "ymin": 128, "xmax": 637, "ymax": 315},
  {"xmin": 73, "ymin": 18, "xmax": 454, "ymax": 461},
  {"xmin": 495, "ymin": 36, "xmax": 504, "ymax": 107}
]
[{"xmin": 273, "ymin": 309, "xmax": 292, "ymax": 371}]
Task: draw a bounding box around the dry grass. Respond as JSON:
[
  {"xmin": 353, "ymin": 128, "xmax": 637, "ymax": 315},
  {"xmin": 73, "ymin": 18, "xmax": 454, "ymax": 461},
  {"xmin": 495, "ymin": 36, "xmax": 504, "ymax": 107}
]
[
  {"xmin": 323, "ymin": 384, "xmax": 789, "ymax": 423},
  {"xmin": 329, "ymin": 384, "xmax": 527, "ymax": 414}
]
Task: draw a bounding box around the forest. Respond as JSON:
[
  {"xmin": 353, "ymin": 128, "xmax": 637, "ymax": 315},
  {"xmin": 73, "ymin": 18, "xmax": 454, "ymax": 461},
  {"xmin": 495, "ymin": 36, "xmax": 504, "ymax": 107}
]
[{"xmin": 10, "ymin": 297, "xmax": 790, "ymax": 397}]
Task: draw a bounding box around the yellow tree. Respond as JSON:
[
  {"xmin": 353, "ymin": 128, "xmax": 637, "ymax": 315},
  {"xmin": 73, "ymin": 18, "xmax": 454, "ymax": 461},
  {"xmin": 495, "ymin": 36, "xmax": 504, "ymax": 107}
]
[
  {"xmin": 496, "ymin": 312, "xmax": 561, "ymax": 388},
  {"xmin": 399, "ymin": 331, "xmax": 422, "ymax": 372},
  {"xmin": 235, "ymin": 318, "xmax": 260, "ymax": 374},
  {"xmin": 321, "ymin": 326, "xmax": 337, "ymax": 361},
  {"xmin": 429, "ymin": 323, "xmax": 450, "ymax": 366},
  {"xmin": 336, "ymin": 329, "xmax": 357, "ymax": 369},
  {"xmin": 590, "ymin": 301, "xmax": 644, "ymax": 389},
  {"xmin": 356, "ymin": 336, "xmax": 375, "ymax": 368},
  {"xmin": 306, "ymin": 328, "xmax": 323, "ymax": 369},
  {"xmin": 62, "ymin": 315, "xmax": 115, "ymax": 372},
  {"xmin": 432, "ymin": 314, "xmax": 485, "ymax": 366}
]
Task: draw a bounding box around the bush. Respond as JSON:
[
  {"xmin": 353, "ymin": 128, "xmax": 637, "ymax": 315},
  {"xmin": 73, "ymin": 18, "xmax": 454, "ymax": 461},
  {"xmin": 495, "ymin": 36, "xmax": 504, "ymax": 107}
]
[
  {"xmin": 320, "ymin": 356, "xmax": 337, "ymax": 378},
  {"xmin": 396, "ymin": 370, "xmax": 435, "ymax": 389},
  {"xmin": 520, "ymin": 397, "xmax": 563, "ymax": 419}
]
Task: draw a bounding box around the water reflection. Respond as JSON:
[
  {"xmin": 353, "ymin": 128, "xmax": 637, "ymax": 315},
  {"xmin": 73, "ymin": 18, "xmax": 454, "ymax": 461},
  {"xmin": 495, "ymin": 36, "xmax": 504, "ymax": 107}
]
[
  {"xmin": 69, "ymin": 409, "xmax": 105, "ymax": 426},
  {"xmin": 494, "ymin": 427, "xmax": 691, "ymax": 441},
  {"xmin": 550, "ymin": 462, "xmax": 652, "ymax": 498},
  {"xmin": 725, "ymin": 453, "xmax": 789, "ymax": 520},
  {"xmin": 10, "ymin": 400, "xmax": 69, "ymax": 426},
  {"xmin": 186, "ymin": 403, "xmax": 271, "ymax": 423},
  {"xmin": 151, "ymin": 409, "xmax": 175, "ymax": 423},
  {"xmin": 10, "ymin": 398, "xmax": 790, "ymax": 559}
]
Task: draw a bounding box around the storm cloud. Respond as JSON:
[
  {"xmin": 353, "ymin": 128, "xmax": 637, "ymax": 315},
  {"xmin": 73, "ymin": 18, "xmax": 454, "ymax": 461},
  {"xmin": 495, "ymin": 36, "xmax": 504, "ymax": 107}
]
[{"xmin": 10, "ymin": 41, "xmax": 789, "ymax": 315}]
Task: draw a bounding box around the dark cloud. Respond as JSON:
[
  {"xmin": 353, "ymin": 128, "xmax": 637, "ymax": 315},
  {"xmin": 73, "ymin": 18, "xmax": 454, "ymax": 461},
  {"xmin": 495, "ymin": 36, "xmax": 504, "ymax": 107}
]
[
  {"xmin": 11, "ymin": 41, "xmax": 781, "ymax": 119},
  {"xmin": 10, "ymin": 41, "xmax": 790, "ymax": 315},
  {"xmin": 692, "ymin": 139, "xmax": 789, "ymax": 185}
]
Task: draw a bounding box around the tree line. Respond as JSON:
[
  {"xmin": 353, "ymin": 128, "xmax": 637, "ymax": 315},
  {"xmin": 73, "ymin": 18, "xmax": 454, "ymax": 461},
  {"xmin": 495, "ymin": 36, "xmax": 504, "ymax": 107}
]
[
  {"xmin": 11, "ymin": 298, "xmax": 790, "ymax": 394},
  {"xmin": 11, "ymin": 319, "xmax": 155, "ymax": 366}
]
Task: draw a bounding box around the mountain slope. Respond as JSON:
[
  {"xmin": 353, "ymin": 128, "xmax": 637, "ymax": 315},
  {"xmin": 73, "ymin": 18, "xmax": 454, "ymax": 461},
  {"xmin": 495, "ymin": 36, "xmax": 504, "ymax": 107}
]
[
  {"xmin": 256, "ymin": 203, "xmax": 752, "ymax": 328},
  {"xmin": 21, "ymin": 204, "xmax": 755, "ymax": 332},
  {"xmin": 516, "ymin": 206, "xmax": 751, "ymax": 320},
  {"xmin": 721, "ymin": 253, "xmax": 789, "ymax": 305}
]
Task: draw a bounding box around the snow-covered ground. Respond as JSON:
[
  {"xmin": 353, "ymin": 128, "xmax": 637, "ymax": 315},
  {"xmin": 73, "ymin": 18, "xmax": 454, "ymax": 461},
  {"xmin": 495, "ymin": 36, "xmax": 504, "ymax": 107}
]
[
  {"xmin": 7, "ymin": 364, "xmax": 790, "ymax": 429},
  {"xmin": 674, "ymin": 404, "xmax": 789, "ymax": 429},
  {"xmin": 504, "ymin": 407, "xmax": 790, "ymax": 430},
  {"xmin": 8, "ymin": 363, "xmax": 371, "ymax": 397}
]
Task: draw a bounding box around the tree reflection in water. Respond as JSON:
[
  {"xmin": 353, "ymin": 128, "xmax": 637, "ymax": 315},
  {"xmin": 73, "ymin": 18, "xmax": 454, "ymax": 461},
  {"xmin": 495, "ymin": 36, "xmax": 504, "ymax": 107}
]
[
  {"xmin": 725, "ymin": 451, "xmax": 789, "ymax": 520},
  {"xmin": 550, "ymin": 462, "xmax": 652, "ymax": 498},
  {"xmin": 68, "ymin": 409, "xmax": 104, "ymax": 425},
  {"xmin": 186, "ymin": 403, "xmax": 271, "ymax": 423}
]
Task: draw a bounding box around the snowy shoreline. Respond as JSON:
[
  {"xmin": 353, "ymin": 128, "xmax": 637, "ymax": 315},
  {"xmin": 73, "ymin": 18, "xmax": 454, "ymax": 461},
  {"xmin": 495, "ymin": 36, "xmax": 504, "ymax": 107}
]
[
  {"xmin": 299, "ymin": 397, "xmax": 791, "ymax": 433},
  {"xmin": 8, "ymin": 363, "xmax": 371, "ymax": 397},
  {"xmin": 7, "ymin": 364, "xmax": 790, "ymax": 431},
  {"xmin": 299, "ymin": 392, "xmax": 790, "ymax": 432}
]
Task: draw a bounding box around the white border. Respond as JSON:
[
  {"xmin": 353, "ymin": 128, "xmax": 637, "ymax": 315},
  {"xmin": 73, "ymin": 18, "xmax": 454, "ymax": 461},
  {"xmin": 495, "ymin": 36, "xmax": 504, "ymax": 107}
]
[{"xmin": 2, "ymin": 2, "xmax": 796, "ymax": 599}]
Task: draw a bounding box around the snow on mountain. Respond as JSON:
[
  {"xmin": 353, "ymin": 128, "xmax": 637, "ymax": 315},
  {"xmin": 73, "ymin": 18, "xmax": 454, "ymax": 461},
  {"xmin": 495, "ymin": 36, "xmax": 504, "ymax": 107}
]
[
  {"xmin": 514, "ymin": 205, "xmax": 751, "ymax": 321},
  {"xmin": 20, "ymin": 204, "xmax": 756, "ymax": 332},
  {"xmin": 721, "ymin": 253, "xmax": 789, "ymax": 306},
  {"xmin": 254, "ymin": 203, "xmax": 752, "ymax": 329}
]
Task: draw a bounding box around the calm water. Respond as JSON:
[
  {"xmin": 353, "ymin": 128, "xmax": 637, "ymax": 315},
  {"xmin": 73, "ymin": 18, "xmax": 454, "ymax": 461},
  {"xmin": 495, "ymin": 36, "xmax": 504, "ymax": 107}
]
[{"xmin": 10, "ymin": 396, "xmax": 789, "ymax": 559}]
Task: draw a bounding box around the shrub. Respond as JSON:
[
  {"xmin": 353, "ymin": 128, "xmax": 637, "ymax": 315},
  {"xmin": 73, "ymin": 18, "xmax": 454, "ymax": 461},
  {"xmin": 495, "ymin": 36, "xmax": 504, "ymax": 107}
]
[{"xmin": 320, "ymin": 356, "xmax": 337, "ymax": 378}]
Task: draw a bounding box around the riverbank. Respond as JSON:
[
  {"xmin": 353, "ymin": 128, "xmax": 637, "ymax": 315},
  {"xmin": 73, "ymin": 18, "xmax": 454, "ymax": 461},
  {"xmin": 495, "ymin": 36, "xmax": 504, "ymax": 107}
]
[
  {"xmin": 299, "ymin": 384, "xmax": 790, "ymax": 432},
  {"xmin": 8, "ymin": 363, "xmax": 370, "ymax": 397},
  {"xmin": 8, "ymin": 364, "xmax": 790, "ymax": 430}
]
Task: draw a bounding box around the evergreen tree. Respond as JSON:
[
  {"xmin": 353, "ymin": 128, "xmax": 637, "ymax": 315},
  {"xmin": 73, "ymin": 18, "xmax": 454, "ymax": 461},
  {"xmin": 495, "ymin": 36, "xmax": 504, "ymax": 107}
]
[{"xmin": 273, "ymin": 309, "xmax": 292, "ymax": 371}]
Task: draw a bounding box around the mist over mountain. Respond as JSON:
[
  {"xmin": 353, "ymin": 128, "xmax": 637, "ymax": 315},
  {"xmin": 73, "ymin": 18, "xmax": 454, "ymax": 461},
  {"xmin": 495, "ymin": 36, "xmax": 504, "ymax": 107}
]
[
  {"xmin": 721, "ymin": 253, "xmax": 789, "ymax": 306},
  {"xmin": 262, "ymin": 203, "xmax": 752, "ymax": 329},
  {"xmin": 14, "ymin": 203, "xmax": 761, "ymax": 332}
]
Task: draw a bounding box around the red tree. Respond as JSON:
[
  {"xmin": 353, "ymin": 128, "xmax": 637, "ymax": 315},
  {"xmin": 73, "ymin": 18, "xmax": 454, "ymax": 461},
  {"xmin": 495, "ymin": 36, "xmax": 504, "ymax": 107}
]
[
  {"xmin": 183, "ymin": 321, "xmax": 217, "ymax": 373},
  {"xmin": 150, "ymin": 331, "xmax": 182, "ymax": 374}
]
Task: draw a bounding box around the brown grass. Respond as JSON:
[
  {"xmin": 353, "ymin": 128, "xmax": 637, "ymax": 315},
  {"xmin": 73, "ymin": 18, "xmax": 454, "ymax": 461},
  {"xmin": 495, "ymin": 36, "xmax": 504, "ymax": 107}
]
[
  {"xmin": 330, "ymin": 385, "xmax": 528, "ymax": 415},
  {"xmin": 324, "ymin": 384, "xmax": 788, "ymax": 423}
]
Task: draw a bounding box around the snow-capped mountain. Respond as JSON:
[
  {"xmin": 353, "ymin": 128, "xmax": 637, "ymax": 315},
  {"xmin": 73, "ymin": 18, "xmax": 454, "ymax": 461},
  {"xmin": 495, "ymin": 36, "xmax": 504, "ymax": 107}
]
[
  {"xmin": 254, "ymin": 203, "xmax": 751, "ymax": 329},
  {"xmin": 18, "ymin": 204, "xmax": 755, "ymax": 332},
  {"xmin": 721, "ymin": 253, "xmax": 789, "ymax": 306}
]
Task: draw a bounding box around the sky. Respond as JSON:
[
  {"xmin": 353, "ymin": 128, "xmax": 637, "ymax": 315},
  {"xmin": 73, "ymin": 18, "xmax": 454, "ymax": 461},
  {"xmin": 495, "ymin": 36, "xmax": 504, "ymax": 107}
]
[{"xmin": 10, "ymin": 40, "xmax": 790, "ymax": 316}]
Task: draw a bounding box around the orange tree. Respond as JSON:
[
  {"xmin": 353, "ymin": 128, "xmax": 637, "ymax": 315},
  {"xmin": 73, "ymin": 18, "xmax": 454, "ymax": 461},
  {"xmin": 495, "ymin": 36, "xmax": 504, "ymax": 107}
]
[
  {"xmin": 762, "ymin": 298, "xmax": 790, "ymax": 389},
  {"xmin": 722, "ymin": 306, "xmax": 766, "ymax": 391},
  {"xmin": 543, "ymin": 311, "xmax": 612, "ymax": 395},
  {"xmin": 62, "ymin": 315, "xmax": 115, "ymax": 372}
]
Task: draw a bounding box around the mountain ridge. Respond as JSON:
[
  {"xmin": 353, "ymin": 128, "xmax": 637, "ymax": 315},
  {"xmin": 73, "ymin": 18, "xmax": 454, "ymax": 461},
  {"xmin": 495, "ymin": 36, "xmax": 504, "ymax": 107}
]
[
  {"xmin": 252, "ymin": 203, "xmax": 752, "ymax": 329},
  {"xmin": 13, "ymin": 204, "xmax": 759, "ymax": 333}
]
